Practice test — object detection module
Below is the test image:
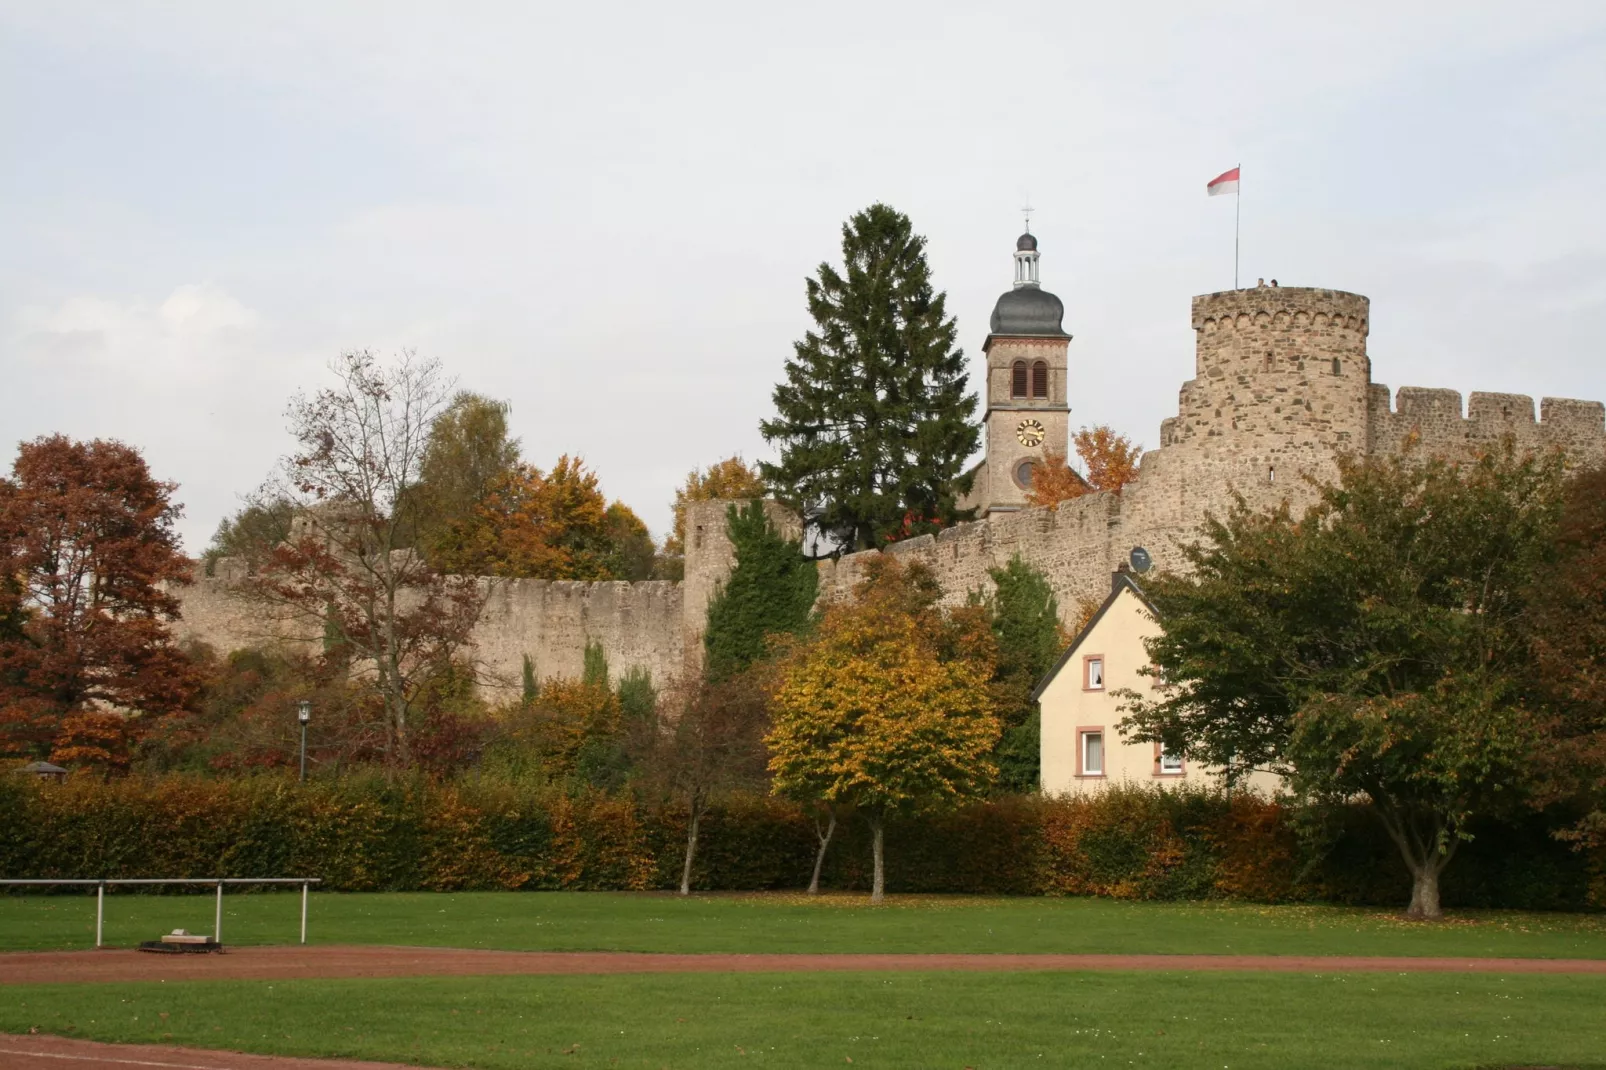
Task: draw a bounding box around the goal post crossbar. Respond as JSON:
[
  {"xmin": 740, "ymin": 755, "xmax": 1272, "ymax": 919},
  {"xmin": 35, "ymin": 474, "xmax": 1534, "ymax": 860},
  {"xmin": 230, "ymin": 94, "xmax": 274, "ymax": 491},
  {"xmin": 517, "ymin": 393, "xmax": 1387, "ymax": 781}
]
[{"xmin": 0, "ymin": 877, "xmax": 322, "ymax": 948}]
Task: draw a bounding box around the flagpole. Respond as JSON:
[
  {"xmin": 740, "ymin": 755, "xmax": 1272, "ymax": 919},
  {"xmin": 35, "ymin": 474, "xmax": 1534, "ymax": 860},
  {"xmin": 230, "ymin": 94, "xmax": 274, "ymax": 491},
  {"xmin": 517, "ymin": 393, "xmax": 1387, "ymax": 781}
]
[{"xmin": 1234, "ymin": 162, "xmax": 1241, "ymax": 290}]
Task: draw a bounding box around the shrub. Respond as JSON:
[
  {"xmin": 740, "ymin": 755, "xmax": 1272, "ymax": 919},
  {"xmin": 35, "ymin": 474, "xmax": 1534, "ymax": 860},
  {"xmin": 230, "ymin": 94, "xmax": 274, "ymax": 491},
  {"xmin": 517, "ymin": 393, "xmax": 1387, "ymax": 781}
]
[{"xmin": 0, "ymin": 774, "xmax": 1594, "ymax": 909}]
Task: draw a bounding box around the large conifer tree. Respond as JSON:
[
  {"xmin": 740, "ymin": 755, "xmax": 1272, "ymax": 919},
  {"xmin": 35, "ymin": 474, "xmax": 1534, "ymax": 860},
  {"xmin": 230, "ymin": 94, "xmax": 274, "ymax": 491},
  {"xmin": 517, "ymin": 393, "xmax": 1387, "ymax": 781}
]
[{"xmin": 760, "ymin": 204, "xmax": 979, "ymax": 551}]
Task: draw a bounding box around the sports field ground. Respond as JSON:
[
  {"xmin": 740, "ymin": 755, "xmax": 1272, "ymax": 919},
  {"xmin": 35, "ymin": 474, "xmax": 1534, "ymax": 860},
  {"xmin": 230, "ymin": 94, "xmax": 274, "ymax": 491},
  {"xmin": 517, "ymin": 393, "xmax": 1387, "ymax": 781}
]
[
  {"xmin": 6, "ymin": 889, "xmax": 1606, "ymax": 958},
  {"xmin": 3, "ymin": 892, "xmax": 1604, "ymax": 1069}
]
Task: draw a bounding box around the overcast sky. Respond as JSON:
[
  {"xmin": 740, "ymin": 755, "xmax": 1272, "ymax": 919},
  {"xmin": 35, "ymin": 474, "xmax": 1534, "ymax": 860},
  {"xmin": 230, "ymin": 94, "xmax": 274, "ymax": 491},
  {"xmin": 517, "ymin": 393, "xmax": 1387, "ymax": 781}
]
[{"xmin": 3, "ymin": 2, "xmax": 1603, "ymax": 553}]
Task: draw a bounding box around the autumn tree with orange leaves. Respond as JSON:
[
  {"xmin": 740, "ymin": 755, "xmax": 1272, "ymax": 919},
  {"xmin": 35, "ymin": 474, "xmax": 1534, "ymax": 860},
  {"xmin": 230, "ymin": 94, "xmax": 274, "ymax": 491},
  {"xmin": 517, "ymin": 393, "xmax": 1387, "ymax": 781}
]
[
  {"xmin": 401, "ymin": 392, "xmax": 654, "ymax": 582},
  {"xmin": 1026, "ymin": 425, "xmax": 1142, "ymax": 509},
  {"xmin": 0, "ymin": 435, "xmax": 200, "ymax": 768},
  {"xmin": 767, "ymin": 557, "xmax": 999, "ymax": 901},
  {"xmin": 457, "ymin": 455, "xmax": 653, "ymax": 581}
]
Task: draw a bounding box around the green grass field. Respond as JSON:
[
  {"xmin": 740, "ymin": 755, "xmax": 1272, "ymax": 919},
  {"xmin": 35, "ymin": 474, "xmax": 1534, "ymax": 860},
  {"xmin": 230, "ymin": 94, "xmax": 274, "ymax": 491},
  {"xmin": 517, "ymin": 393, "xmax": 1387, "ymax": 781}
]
[
  {"xmin": 5, "ymin": 889, "xmax": 1606, "ymax": 959},
  {"xmin": 4, "ymin": 970, "xmax": 1604, "ymax": 1069},
  {"xmin": 7, "ymin": 893, "xmax": 1605, "ymax": 1068}
]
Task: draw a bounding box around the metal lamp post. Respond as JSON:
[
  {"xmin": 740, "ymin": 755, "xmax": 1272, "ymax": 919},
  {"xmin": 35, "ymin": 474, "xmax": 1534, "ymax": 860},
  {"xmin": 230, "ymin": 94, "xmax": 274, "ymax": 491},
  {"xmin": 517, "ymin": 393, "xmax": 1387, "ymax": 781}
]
[{"xmin": 297, "ymin": 701, "xmax": 311, "ymax": 782}]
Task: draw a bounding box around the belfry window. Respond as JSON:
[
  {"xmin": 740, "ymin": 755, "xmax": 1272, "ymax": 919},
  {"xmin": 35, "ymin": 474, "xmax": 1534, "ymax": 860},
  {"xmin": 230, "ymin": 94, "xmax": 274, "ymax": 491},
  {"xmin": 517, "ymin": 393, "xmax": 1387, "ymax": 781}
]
[
  {"xmin": 1031, "ymin": 361, "xmax": 1048, "ymax": 399},
  {"xmin": 1011, "ymin": 361, "xmax": 1028, "ymax": 398}
]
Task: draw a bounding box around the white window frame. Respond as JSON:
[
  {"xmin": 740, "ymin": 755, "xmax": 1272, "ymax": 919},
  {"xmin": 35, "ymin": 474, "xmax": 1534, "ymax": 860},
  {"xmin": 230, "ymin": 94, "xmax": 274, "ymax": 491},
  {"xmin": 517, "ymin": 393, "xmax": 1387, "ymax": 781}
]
[
  {"xmin": 1157, "ymin": 745, "xmax": 1184, "ymax": 776},
  {"xmin": 1084, "ymin": 655, "xmax": 1104, "ymax": 691},
  {"xmin": 1081, "ymin": 730, "xmax": 1105, "ymax": 777}
]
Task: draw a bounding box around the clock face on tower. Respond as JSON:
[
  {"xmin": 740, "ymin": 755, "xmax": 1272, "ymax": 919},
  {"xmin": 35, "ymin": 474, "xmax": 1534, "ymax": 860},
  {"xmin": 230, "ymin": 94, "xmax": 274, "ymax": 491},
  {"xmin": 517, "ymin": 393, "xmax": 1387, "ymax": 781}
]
[{"xmin": 1016, "ymin": 418, "xmax": 1046, "ymax": 448}]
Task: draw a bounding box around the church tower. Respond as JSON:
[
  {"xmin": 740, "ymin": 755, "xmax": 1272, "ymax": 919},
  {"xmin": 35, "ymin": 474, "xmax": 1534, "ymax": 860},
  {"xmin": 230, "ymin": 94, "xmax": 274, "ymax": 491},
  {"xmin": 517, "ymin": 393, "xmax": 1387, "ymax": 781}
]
[{"xmin": 974, "ymin": 231, "xmax": 1072, "ymax": 515}]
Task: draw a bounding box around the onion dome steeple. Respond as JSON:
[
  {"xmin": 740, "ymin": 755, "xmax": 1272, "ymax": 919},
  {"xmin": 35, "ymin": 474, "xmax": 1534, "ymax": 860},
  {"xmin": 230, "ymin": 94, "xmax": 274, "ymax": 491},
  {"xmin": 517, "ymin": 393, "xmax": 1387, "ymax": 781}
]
[{"xmin": 989, "ymin": 229, "xmax": 1069, "ymax": 339}]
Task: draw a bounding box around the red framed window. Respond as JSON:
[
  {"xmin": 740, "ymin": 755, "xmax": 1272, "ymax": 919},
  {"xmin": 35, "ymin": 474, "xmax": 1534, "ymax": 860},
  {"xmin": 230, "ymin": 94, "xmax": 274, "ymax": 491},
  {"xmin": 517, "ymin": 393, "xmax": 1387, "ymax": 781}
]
[
  {"xmin": 1083, "ymin": 654, "xmax": 1105, "ymax": 691},
  {"xmin": 1077, "ymin": 728, "xmax": 1105, "ymax": 777}
]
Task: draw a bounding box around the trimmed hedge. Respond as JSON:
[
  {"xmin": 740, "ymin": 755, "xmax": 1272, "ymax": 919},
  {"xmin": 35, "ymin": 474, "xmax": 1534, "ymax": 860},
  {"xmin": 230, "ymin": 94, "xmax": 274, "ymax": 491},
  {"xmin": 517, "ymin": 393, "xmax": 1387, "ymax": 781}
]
[{"xmin": 0, "ymin": 775, "xmax": 1598, "ymax": 909}]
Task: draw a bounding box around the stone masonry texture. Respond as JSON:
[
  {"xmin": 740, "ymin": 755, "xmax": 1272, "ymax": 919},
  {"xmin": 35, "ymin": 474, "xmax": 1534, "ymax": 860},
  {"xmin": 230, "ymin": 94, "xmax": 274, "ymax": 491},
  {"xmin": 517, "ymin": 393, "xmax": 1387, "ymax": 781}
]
[{"xmin": 175, "ymin": 287, "xmax": 1606, "ymax": 689}]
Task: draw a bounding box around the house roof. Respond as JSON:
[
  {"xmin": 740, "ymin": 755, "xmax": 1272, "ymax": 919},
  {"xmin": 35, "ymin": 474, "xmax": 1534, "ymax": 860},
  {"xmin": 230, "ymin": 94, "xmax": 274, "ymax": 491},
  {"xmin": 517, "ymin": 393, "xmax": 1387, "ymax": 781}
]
[{"xmin": 1029, "ymin": 570, "xmax": 1158, "ymax": 702}]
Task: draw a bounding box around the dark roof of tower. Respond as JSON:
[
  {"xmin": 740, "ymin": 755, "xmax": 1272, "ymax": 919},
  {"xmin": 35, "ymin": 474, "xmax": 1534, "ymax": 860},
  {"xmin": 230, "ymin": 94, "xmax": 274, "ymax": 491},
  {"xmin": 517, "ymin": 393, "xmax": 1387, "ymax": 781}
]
[
  {"xmin": 1016, "ymin": 232, "xmax": 1037, "ymax": 251},
  {"xmin": 990, "ymin": 285, "xmax": 1069, "ymax": 338}
]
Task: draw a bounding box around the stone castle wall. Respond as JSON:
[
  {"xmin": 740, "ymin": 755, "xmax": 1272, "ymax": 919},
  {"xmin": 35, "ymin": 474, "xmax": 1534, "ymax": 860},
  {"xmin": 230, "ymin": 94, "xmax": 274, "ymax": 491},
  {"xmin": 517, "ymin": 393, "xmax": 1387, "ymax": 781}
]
[
  {"xmin": 172, "ymin": 285, "xmax": 1606, "ymax": 679},
  {"xmin": 816, "ymin": 488, "xmax": 1121, "ymax": 620},
  {"xmin": 1367, "ymin": 386, "xmax": 1606, "ymax": 464},
  {"xmin": 815, "ymin": 286, "xmax": 1606, "ymax": 626},
  {"xmin": 175, "ymin": 501, "xmax": 794, "ymax": 697},
  {"xmin": 470, "ymin": 579, "xmax": 683, "ymax": 697},
  {"xmin": 172, "ymin": 562, "xmax": 684, "ymax": 699},
  {"xmin": 169, "ymin": 559, "xmax": 313, "ymax": 657}
]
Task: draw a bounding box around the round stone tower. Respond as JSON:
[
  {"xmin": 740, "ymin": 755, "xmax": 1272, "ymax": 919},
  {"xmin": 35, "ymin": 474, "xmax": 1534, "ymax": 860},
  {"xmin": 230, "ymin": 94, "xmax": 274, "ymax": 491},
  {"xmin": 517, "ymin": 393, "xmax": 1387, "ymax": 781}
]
[{"xmin": 1165, "ymin": 286, "xmax": 1371, "ymax": 507}]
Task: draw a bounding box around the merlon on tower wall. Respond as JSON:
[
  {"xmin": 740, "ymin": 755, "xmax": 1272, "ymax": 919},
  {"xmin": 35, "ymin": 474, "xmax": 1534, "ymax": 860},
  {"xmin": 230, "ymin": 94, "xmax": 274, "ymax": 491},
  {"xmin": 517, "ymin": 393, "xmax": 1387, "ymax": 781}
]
[{"xmin": 1367, "ymin": 386, "xmax": 1606, "ymax": 464}]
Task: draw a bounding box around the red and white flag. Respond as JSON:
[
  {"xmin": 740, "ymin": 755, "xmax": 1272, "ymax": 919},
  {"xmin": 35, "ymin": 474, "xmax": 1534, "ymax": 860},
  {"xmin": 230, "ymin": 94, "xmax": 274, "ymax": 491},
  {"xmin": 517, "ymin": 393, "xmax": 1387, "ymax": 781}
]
[{"xmin": 1207, "ymin": 167, "xmax": 1240, "ymax": 196}]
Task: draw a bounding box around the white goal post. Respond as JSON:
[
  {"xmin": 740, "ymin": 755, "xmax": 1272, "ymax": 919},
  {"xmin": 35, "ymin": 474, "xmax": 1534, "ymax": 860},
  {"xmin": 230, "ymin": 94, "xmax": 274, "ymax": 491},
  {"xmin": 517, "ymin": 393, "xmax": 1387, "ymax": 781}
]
[{"xmin": 0, "ymin": 878, "xmax": 322, "ymax": 947}]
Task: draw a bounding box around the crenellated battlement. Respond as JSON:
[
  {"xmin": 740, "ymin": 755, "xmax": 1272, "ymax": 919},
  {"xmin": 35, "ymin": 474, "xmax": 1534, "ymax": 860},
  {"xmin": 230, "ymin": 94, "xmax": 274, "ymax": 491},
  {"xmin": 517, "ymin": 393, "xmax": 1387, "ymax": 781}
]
[
  {"xmin": 1171, "ymin": 287, "xmax": 1373, "ymax": 464},
  {"xmin": 1191, "ymin": 287, "xmax": 1370, "ymax": 336},
  {"xmin": 1367, "ymin": 385, "xmax": 1606, "ymax": 464}
]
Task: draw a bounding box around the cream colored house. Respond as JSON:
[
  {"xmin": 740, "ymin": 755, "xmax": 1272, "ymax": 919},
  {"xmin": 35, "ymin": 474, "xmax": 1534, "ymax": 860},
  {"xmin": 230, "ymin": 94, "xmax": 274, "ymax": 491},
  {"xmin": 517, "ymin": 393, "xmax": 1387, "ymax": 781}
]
[{"xmin": 1035, "ymin": 570, "xmax": 1279, "ymax": 796}]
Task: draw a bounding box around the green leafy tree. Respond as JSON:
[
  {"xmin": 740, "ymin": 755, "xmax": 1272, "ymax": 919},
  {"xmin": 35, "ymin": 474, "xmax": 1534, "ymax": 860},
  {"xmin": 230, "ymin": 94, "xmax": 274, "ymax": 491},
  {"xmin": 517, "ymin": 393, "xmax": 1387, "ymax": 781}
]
[
  {"xmin": 570, "ymin": 640, "xmax": 618, "ymax": 785},
  {"xmin": 760, "ymin": 204, "xmax": 979, "ymax": 551},
  {"xmin": 616, "ymin": 666, "xmax": 657, "ymax": 727},
  {"xmin": 702, "ymin": 502, "xmax": 818, "ymax": 680},
  {"xmin": 202, "ymin": 499, "xmax": 295, "ymax": 574},
  {"xmin": 413, "ymin": 392, "xmax": 521, "ymax": 563},
  {"xmin": 1122, "ymin": 448, "xmax": 1568, "ymax": 918},
  {"xmin": 520, "ymin": 654, "xmax": 539, "ymax": 706},
  {"xmin": 582, "ymin": 640, "xmax": 609, "ymax": 688},
  {"xmin": 605, "ymin": 501, "xmax": 657, "ymax": 582},
  {"xmin": 1527, "ymin": 464, "xmax": 1606, "ymax": 848},
  {"xmin": 573, "ymin": 645, "xmax": 661, "ymax": 791},
  {"xmin": 982, "ymin": 557, "xmax": 1066, "ymax": 793},
  {"xmin": 639, "ymin": 670, "xmax": 770, "ymax": 895}
]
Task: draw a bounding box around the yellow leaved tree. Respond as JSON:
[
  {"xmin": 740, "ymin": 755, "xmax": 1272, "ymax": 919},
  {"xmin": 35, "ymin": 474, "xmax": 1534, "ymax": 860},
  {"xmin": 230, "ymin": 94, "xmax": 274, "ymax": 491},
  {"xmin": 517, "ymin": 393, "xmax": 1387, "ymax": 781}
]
[{"xmin": 766, "ymin": 557, "xmax": 1000, "ymax": 901}]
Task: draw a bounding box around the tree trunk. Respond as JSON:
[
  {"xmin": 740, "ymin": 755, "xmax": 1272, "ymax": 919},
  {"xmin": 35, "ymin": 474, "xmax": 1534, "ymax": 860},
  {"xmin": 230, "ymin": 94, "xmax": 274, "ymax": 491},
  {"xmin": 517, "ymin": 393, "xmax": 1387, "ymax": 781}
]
[
  {"xmin": 679, "ymin": 807, "xmax": 701, "ymax": 897},
  {"xmin": 1373, "ymin": 800, "xmax": 1455, "ymax": 921},
  {"xmin": 808, "ymin": 809, "xmax": 837, "ymax": 895},
  {"xmin": 868, "ymin": 813, "xmax": 885, "ymax": 904},
  {"xmin": 1406, "ymin": 863, "xmax": 1442, "ymax": 920}
]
